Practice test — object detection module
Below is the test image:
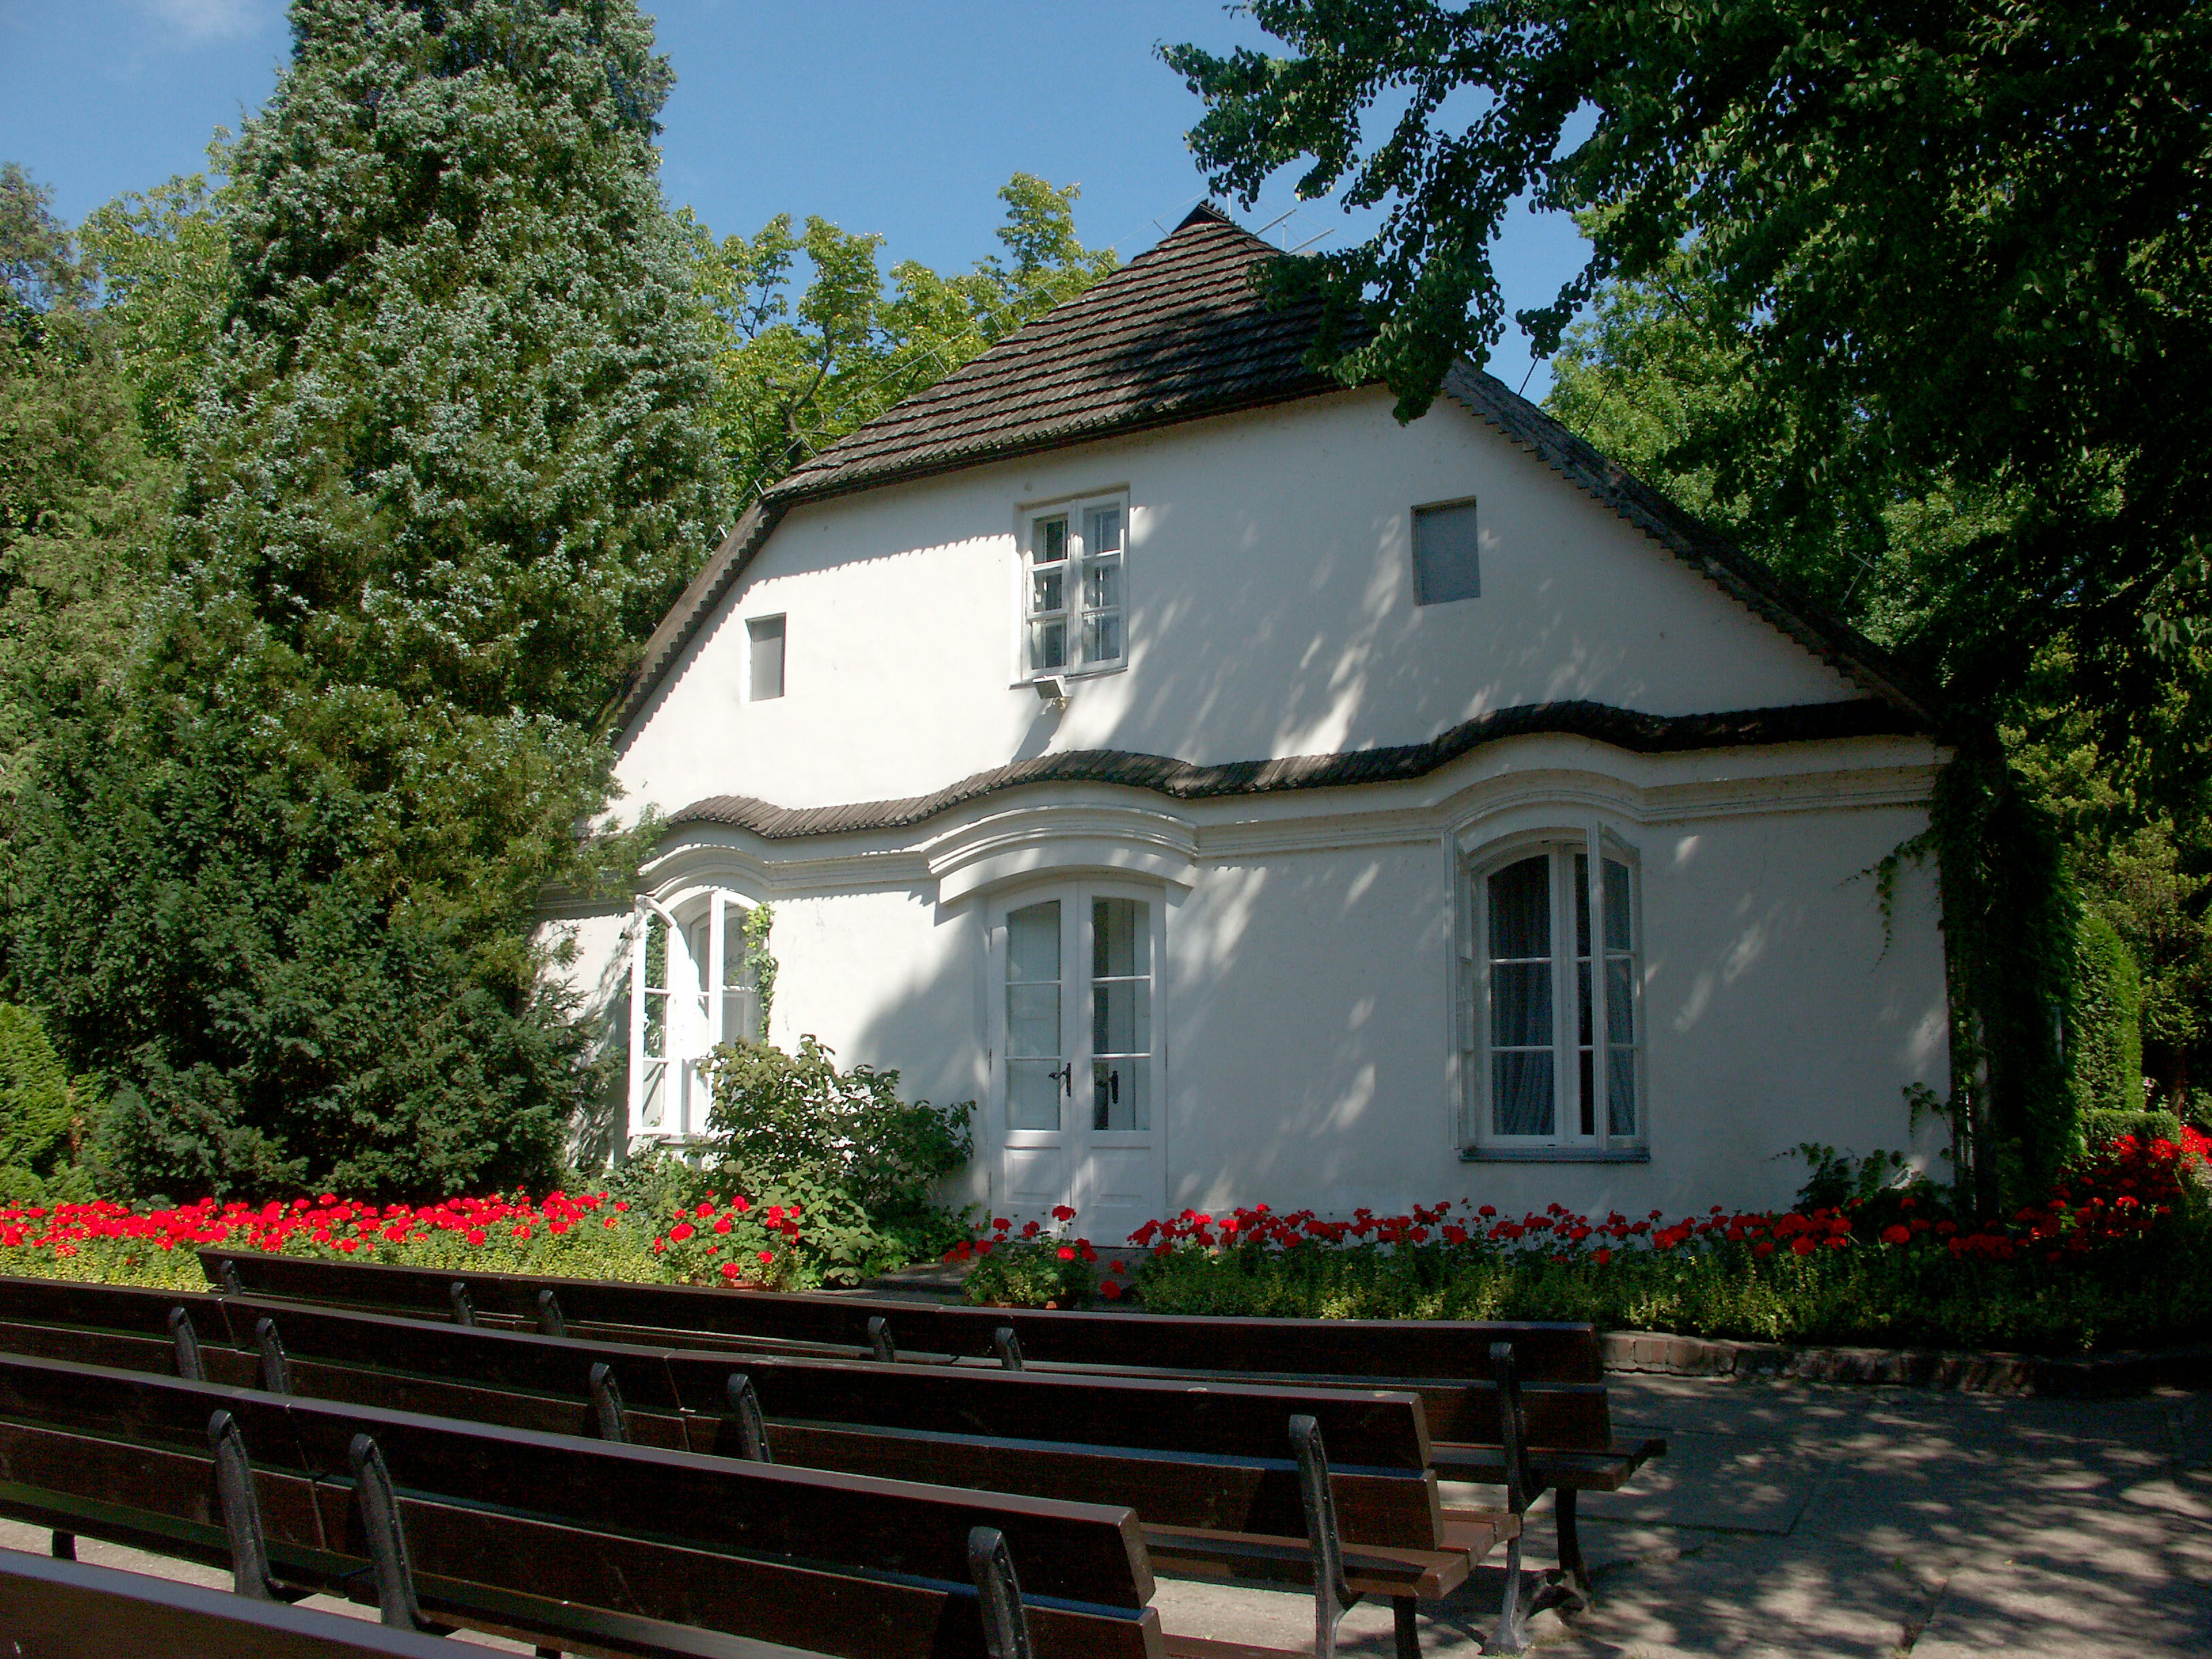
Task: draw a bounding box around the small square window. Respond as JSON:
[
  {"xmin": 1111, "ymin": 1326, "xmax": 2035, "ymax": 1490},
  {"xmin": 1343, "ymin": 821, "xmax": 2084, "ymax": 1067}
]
[
  {"xmin": 1412, "ymin": 498, "xmax": 1482, "ymax": 605},
  {"xmin": 747, "ymin": 615, "xmax": 785, "ymax": 700}
]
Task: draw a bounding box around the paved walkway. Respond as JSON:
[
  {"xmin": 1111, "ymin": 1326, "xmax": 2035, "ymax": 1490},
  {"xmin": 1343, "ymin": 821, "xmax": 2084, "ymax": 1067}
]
[
  {"xmin": 7, "ymin": 1376, "xmax": 2209, "ymax": 1656},
  {"xmin": 1156, "ymin": 1375, "xmax": 2212, "ymax": 1656}
]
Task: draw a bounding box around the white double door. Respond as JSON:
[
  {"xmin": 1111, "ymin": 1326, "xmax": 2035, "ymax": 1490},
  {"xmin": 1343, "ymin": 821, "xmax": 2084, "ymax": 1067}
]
[{"xmin": 990, "ymin": 882, "xmax": 1166, "ymax": 1252}]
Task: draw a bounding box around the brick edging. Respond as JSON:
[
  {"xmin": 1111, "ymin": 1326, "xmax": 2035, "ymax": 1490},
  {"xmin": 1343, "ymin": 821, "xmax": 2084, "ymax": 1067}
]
[{"xmin": 1602, "ymin": 1329, "xmax": 2212, "ymax": 1396}]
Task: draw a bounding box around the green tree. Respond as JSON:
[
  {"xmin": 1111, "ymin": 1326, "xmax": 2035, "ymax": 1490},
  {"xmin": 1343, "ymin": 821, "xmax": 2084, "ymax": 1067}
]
[
  {"xmin": 1167, "ymin": 2, "xmax": 2212, "ymax": 1200},
  {"xmin": 0, "ymin": 164, "xmax": 173, "ymax": 805},
  {"xmin": 1165, "ymin": 2, "xmax": 2212, "ymax": 728},
  {"xmin": 78, "ymin": 144, "xmax": 237, "ymax": 459},
  {"xmin": 6, "ymin": 0, "xmax": 719, "ymax": 1200},
  {"xmin": 694, "ymin": 174, "xmax": 1116, "ymax": 505}
]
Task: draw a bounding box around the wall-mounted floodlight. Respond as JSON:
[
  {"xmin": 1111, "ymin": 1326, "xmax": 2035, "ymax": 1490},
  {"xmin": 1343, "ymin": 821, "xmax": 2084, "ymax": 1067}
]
[{"xmin": 1033, "ymin": 676, "xmax": 1067, "ymax": 705}]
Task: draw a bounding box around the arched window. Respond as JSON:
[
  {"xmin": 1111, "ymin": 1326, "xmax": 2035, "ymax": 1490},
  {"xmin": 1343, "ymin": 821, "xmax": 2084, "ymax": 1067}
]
[
  {"xmin": 1463, "ymin": 834, "xmax": 1643, "ymax": 1154},
  {"xmin": 629, "ymin": 890, "xmax": 760, "ymax": 1146}
]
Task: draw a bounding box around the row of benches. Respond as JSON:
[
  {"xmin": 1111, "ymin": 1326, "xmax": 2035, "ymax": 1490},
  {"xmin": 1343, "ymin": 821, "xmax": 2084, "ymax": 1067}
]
[{"xmin": 0, "ymin": 1249, "xmax": 1663, "ymax": 1657}]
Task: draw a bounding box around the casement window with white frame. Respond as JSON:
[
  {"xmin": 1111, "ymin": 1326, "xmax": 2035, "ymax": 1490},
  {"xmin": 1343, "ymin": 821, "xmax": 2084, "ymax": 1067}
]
[
  {"xmin": 1021, "ymin": 494, "xmax": 1127, "ymax": 679},
  {"xmin": 628, "ymin": 891, "xmax": 762, "ymax": 1146},
  {"xmin": 1461, "ymin": 832, "xmax": 1645, "ymax": 1156}
]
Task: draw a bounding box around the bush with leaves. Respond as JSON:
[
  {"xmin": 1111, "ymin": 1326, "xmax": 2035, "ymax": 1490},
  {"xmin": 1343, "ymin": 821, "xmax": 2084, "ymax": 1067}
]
[
  {"xmin": 0, "ymin": 1002, "xmax": 93, "ymax": 1205},
  {"xmin": 695, "ymin": 1035, "xmax": 974, "ymax": 1283}
]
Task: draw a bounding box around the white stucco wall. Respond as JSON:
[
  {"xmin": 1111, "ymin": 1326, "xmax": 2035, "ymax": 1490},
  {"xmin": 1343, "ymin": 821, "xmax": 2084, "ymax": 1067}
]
[
  {"xmin": 615, "ymin": 388, "xmax": 1859, "ymax": 817},
  {"xmin": 545, "ymin": 381, "xmax": 1953, "ymax": 1231},
  {"xmin": 550, "ymin": 732, "xmax": 1952, "ymax": 1231}
]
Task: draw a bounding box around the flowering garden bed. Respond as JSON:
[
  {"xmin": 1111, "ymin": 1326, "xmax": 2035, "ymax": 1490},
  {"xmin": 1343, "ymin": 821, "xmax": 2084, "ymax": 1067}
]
[
  {"xmin": 0, "ymin": 1188, "xmax": 810, "ymax": 1291},
  {"xmin": 952, "ymin": 1130, "xmax": 2212, "ymax": 1355},
  {"xmin": 5, "ymin": 1130, "xmax": 2207, "ymax": 1358}
]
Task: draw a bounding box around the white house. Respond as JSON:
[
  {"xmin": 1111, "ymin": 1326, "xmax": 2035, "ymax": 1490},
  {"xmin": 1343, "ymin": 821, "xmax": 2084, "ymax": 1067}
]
[{"xmin": 555, "ymin": 204, "xmax": 1954, "ymax": 1244}]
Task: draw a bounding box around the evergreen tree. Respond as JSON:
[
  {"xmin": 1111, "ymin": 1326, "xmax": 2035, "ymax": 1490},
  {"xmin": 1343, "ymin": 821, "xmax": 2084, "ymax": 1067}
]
[{"xmin": 7, "ymin": 0, "xmax": 720, "ymax": 1199}]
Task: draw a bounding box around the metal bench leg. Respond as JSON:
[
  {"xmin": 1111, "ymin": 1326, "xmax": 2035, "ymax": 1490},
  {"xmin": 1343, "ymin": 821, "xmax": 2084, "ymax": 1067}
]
[
  {"xmin": 993, "ymin": 1325, "xmax": 1025, "ymax": 1370},
  {"xmin": 168, "ymin": 1306, "xmax": 206, "ymax": 1382},
  {"xmin": 1489, "ymin": 1342, "xmax": 1530, "ymax": 1655},
  {"xmin": 1290, "ymin": 1414, "xmax": 1352, "ymax": 1659},
  {"xmin": 536, "ymin": 1288, "xmax": 566, "ymax": 1338},
  {"xmin": 252, "ymin": 1316, "xmax": 291, "ymax": 1395},
  {"xmin": 1392, "ymin": 1594, "xmax": 1421, "ymax": 1658},
  {"xmin": 866, "ymin": 1316, "xmax": 896, "ymax": 1363},
  {"xmin": 968, "ymin": 1525, "xmax": 1035, "ymax": 1659},
  {"xmin": 725, "ymin": 1373, "xmax": 774, "ymax": 1463},
  {"xmin": 208, "ymin": 1410, "xmax": 279, "ymax": 1601},
  {"xmin": 49, "ymin": 1532, "xmax": 73, "ymax": 1561},
  {"xmin": 1552, "ymin": 1487, "xmax": 1591, "ymax": 1606},
  {"xmin": 448, "ymin": 1281, "xmax": 476, "ymax": 1326},
  {"xmin": 588, "ymin": 1363, "xmax": 628, "ymax": 1444},
  {"xmin": 348, "ymin": 1434, "xmax": 427, "ymax": 1631}
]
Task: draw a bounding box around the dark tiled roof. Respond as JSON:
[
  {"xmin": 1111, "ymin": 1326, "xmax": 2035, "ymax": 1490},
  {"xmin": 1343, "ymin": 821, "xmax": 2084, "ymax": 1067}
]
[
  {"xmin": 773, "ymin": 203, "xmax": 1350, "ymax": 499},
  {"xmin": 615, "ymin": 204, "xmax": 1938, "ymax": 734},
  {"xmin": 668, "ymin": 698, "xmax": 1919, "ymax": 842}
]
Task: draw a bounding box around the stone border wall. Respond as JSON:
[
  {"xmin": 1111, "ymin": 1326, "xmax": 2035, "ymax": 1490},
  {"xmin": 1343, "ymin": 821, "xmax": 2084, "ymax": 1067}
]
[{"xmin": 1603, "ymin": 1330, "xmax": 2212, "ymax": 1396}]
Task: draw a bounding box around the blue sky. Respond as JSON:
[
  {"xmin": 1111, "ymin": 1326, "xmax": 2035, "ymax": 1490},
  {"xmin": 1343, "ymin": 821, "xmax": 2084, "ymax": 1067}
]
[{"xmin": 0, "ymin": 0, "xmax": 1588, "ymax": 394}]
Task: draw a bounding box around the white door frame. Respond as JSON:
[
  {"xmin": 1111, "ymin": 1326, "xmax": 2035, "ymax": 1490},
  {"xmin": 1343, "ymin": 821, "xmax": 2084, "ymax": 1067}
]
[{"xmin": 985, "ymin": 878, "xmax": 1168, "ymax": 1247}]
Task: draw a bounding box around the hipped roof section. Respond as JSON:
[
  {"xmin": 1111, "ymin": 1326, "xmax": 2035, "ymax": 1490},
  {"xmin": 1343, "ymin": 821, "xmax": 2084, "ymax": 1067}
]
[{"xmin": 615, "ymin": 203, "xmax": 1936, "ymax": 735}]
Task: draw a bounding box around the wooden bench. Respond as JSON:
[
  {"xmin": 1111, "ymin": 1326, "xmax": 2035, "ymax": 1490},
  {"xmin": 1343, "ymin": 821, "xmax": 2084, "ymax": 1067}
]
[
  {"xmin": 0, "ymin": 1275, "xmax": 1529, "ymax": 1655},
  {"xmin": 203, "ymin": 1248, "xmax": 1664, "ymax": 1610},
  {"xmin": 0, "ymin": 1547, "xmax": 464, "ymax": 1659},
  {"xmin": 0, "ymin": 1346, "xmax": 1163, "ymax": 1659}
]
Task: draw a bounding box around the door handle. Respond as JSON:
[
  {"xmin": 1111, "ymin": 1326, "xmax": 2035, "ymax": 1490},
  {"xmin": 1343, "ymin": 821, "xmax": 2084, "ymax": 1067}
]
[
  {"xmin": 1108, "ymin": 1069, "xmax": 1120, "ymax": 1105},
  {"xmin": 1051, "ymin": 1064, "xmax": 1071, "ymax": 1096}
]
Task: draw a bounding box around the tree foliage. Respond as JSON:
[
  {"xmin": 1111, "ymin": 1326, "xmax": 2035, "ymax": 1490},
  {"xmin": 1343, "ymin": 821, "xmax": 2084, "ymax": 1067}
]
[
  {"xmin": 1165, "ymin": 1, "xmax": 2212, "ymax": 726},
  {"xmin": 692, "ymin": 174, "xmax": 1116, "ymax": 506},
  {"xmin": 5, "ymin": 0, "xmax": 721, "ymax": 1200},
  {"xmin": 0, "ymin": 165, "xmax": 173, "ymax": 806},
  {"xmin": 1168, "ymin": 2, "xmax": 2212, "ymax": 1197}
]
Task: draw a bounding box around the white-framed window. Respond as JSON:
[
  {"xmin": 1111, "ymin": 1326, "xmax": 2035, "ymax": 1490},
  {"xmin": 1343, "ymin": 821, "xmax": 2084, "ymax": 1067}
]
[
  {"xmin": 1021, "ymin": 494, "xmax": 1127, "ymax": 677},
  {"xmin": 629, "ymin": 889, "xmax": 762, "ymax": 1145},
  {"xmin": 1461, "ymin": 832, "xmax": 1643, "ymax": 1150}
]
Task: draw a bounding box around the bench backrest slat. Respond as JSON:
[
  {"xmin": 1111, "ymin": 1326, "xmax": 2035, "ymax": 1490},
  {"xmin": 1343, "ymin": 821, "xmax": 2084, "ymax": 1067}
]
[
  {"xmin": 0, "ymin": 1350, "xmax": 1154, "ymax": 1615},
  {"xmin": 199, "ymin": 1249, "xmax": 1604, "ymax": 1381},
  {"xmin": 0, "ymin": 1549, "xmax": 465, "ymax": 1659}
]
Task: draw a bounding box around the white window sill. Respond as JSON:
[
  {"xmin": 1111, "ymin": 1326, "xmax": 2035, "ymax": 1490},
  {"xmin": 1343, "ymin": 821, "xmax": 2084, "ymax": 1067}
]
[
  {"xmin": 1461, "ymin": 1146, "xmax": 1650, "ymax": 1164},
  {"xmin": 1012, "ymin": 664, "xmax": 1127, "ymax": 691}
]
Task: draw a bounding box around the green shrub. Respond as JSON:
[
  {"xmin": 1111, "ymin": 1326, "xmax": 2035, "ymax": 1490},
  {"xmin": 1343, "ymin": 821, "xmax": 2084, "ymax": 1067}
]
[
  {"xmin": 0, "ymin": 1003, "xmax": 93, "ymax": 1205},
  {"xmin": 692, "ymin": 1036, "xmax": 975, "ymax": 1283},
  {"xmin": 2080, "ymin": 1108, "xmax": 2185, "ymax": 1147},
  {"xmin": 2069, "ymin": 907, "xmax": 2146, "ymax": 1128}
]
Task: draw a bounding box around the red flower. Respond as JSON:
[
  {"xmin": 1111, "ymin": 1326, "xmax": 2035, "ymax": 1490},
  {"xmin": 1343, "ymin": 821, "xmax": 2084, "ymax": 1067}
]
[
  {"xmin": 720, "ymin": 1262, "xmax": 743, "ymax": 1279},
  {"xmin": 1051, "ymin": 1204, "xmax": 1077, "ymax": 1222},
  {"xmin": 669, "ymin": 1222, "xmax": 694, "ymax": 1243},
  {"xmin": 757, "ymin": 1249, "xmax": 775, "ymax": 1264},
  {"xmin": 1594, "ymin": 1247, "xmax": 1612, "ymax": 1266},
  {"xmin": 1056, "ymin": 1245, "xmax": 1077, "ymax": 1261},
  {"xmin": 1791, "ymin": 1237, "xmax": 1816, "ymax": 1256},
  {"xmin": 713, "ymin": 1218, "xmax": 732, "ymax": 1234},
  {"xmin": 1753, "ymin": 1240, "xmax": 1775, "ymax": 1257},
  {"xmin": 465, "ymin": 1228, "xmax": 487, "ymax": 1247},
  {"xmin": 1099, "ymin": 1280, "xmax": 1124, "ymax": 1300},
  {"xmin": 1881, "ymin": 1224, "xmax": 1911, "ymax": 1245}
]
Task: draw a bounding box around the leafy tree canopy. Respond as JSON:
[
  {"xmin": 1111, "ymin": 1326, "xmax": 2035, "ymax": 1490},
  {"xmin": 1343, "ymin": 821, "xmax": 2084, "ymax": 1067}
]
[
  {"xmin": 7, "ymin": 0, "xmax": 719, "ymax": 1199},
  {"xmin": 1165, "ymin": 2, "xmax": 2212, "ymax": 732},
  {"xmin": 0, "ymin": 166, "xmax": 173, "ymax": 803},
  {"xmin": 693, "ymin": 173, "xmax": 1116, "ymax": 506}
]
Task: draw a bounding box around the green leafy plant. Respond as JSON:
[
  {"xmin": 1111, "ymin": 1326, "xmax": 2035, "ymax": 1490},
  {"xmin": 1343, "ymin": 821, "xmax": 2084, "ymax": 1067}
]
[
  {"xmin": 955, "ymin": 1209, "xmax": 1102, "ymax": 1309},
  {"xmin": 697, "ymin": 1035, "xmax": 974, "ymax": 1283},
  {"xmin": 1789, "ymin": 1144, "xmax": 1914, "ymax": 1213}
]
